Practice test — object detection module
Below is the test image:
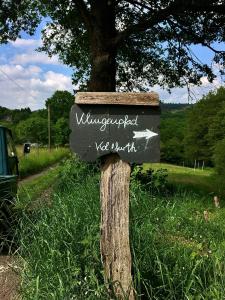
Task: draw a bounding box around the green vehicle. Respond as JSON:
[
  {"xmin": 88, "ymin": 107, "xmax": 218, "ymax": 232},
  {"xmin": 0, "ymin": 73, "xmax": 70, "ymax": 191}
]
[
  {"xmin": 0, "ymin": 126, "xmax": 19, "ymax": 250},
  {"xmin": 0, "ymin": 126, "xmax": 19, "ymax": 199}
]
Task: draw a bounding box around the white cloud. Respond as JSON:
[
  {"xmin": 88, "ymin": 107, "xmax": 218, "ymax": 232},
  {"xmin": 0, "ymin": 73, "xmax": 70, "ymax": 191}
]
[
  {"xmin": 12, "ymin": 52, "xmax": 60, "ymax": 66},
  {"xmin": 0, "ymin": 64, "xmax": 41, "ymax": 79},
  {"xmin": 8, "ymin": 37, "xmax": 61, "ymax": 66},
  {"xmin": 10, "ymin": 38, "xmax": 41, "ymax": 48},
  {"xmin": 0, "ymin": 65, "xmax": 73, "ymax": 110},
  {"xmin": 29, "ymin": 71, "xmax": 73, "ymax": 91}
]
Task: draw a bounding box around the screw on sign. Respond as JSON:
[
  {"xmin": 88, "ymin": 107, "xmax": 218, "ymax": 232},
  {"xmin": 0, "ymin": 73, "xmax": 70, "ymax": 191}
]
[{"xmin": 70, "ymin": 92, "xmax": 160, "ymax": 299}]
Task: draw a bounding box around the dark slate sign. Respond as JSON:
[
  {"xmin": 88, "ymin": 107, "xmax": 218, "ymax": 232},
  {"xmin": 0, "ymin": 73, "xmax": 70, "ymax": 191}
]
[{"xmin": 70, "ymin": 104, "xmax": 160, "ymax": 163}]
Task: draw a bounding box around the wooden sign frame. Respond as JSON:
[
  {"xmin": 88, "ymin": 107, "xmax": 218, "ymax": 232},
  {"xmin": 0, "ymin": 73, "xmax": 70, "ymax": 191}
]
[{"xmin": 76, "ymin": 91, "xmax": 159, "ymax": 105}]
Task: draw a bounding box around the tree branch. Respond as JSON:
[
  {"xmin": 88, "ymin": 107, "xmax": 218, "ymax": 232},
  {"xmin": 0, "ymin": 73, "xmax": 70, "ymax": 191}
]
[
  {"xmin": 169, "ymin": 19, "xmax": 225, "ymax": 54},
  {"xmin": 113, "ymin": 0, "xmax": 225, "ymax": 45},
  {"xmin": 125, "ymin": 0, "xmax": 152, "ymax": 11},
  {"xmin": 113, "ymin": 2, "xmax": 178, "ymax": 45},
  {"xmin": 73, "ymin": 0, "xmax": 93, "ymax": 31},
  {"xmin": 177, "ymin": 0, "xmax": 225, "ymax": 14}
]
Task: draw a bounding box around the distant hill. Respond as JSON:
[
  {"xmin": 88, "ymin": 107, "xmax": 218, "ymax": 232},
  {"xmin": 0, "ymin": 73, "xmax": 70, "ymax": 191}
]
[
  {"xmin": 160, "ymin": 102, "xmax": 192, "ymax": 113},
  {"xmin": 0, "ymin": 106, "xmax": 12, "ymax": 122},
  {"xmin": 0, "ymin": 106, "xmax": 32, "ymax": 125}
]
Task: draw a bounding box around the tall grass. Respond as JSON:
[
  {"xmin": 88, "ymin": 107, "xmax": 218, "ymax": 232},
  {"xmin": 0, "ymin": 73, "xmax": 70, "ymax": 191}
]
[
  {"xmin": 18, "ymin": 147, "xmax": 69, "ymax": 178},
  {"xmin": 130, "ymin": 182, "xmax": 225, "ymax": 299},
  {"xmin": 17, "ymin": 158, "xmax": 225, "ymax": 299},
  {"xmin": 18, "ymin": 159, "xmax": 106, "ymax": 299}
]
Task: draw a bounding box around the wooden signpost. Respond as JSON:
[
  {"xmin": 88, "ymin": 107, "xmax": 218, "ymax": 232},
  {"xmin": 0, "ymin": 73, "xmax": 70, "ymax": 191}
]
[{"xmin": 70, "ymin": 92, "xmax": 160, "ymax": 299}]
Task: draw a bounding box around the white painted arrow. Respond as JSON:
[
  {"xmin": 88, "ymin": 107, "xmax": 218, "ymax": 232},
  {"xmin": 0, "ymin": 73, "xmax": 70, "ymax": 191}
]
[{"xmin": 133, "ymin": 129, "xmax": 158, "ymax": 140}]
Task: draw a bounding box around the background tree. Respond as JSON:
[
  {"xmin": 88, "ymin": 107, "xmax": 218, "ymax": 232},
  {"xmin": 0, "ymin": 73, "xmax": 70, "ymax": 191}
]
[
  {"xmin": 1, "ymin": 1, "xmax": 225, "ymax": 92},
  {"xmin": 45, "ymin": 91, "xmax": 74, "ymax": 124},
  {"xmin": 160, "ymin": 105, "xmax": 188, "ymax": 164},
  {"xmin": 184, "ymin": 87, "xmax": 225, "ymax": 166},
  {"xmin": 54, "ymin": 117, "xmax": 71, "ymax": 145},
  {"xmin": 11, "ymin": 108, "xmax": 32, "ymax": 124},
  {"xmin": 15, "ymin": 116, "xmax": 48, "ymax": 144},
  {"xmin": 45, "ymin": 90, "xmax": 74, "ymax": 145}
]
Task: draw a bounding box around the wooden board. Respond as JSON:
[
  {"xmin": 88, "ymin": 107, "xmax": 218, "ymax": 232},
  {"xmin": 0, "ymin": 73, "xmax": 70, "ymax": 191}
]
[
  {"xmin": 75, "ymin": 92, "xmax": 159, "ymax": 106},
  {"xmin": 70, "ymin": 104, "xmax": 160, "ymax": 163}
]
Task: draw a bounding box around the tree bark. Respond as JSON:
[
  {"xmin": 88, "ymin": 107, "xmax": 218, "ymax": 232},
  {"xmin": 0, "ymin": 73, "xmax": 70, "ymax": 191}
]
[
  {"xmin": 100, "ymin": 154, "xmax": 134, "ymax": 300},
  {"xmin": 88, "ymin": 0, "xmax": 117, "ymax": 92}
]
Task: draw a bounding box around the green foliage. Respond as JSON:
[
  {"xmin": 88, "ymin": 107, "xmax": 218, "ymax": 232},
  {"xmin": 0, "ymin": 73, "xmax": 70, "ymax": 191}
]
[
  {"xmin": 131, "ymin": 165, "xmax": 168, "ymax": 194},
  {"xmin": 0, "ymin": 106, "xmax": 31, "ymax": 124},
  {"xmin": 45, "ymin": 90, "xmax": 74, "ymax": 124},
  {"xmin": 0, "ymin": 90, "xmax": 74, "ymax": 146},
  {"xmin": 11, "ymin": 108, "xmax": 32, "ymax": 124},
  {"xmin": 185, "ymin": 87, "xmax": 225, "ymax": 166},
  {"xmin": 160, "ymin": 107, "xmax": 188, "ymax": 164},
  {"xmin": 0, "ymin": 106, "xmax": 32, "ymax": 141},
  {"xmin": 54, "ymin": 117, "xmax": 70, "ymax": 145},
  {"xmin": 45, "ymin": 90, "xmax": 74, "ymax": 145},
  {"xmin": 213, "ymin": 138, "xmax": 225, "ymax": 176},
  {"xmin": 31, "ymin": 108, "xmax": 47, "ymax": 120},
  {"xmin": 15, "ymin": 116, "xmax": 48, "ymax": 144}
]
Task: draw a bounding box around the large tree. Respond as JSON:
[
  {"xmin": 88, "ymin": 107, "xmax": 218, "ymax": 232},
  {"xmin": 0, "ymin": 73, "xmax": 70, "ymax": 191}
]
[
  {"xmin": 2, "ymin": 1, "xmax": 225, "ymax": 298},
  {"xmin": 1, "ymin": 0, "xmax": 225, "ymax": 93}
]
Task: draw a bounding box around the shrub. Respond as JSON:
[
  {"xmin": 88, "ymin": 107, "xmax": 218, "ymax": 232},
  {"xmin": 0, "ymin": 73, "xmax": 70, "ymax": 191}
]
[{"xmin": 131, "ymin": 165, "xmax": 168, "ymax": 194}]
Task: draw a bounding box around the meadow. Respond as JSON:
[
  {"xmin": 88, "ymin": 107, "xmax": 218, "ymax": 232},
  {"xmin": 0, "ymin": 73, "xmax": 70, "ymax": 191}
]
[
  {"xmin": 17, "ymin": 146, "xmax": 70, "ymax": 178},
  {"xmin": 144, "ymin": 163, "xmax": 224, "ymax": 197},
  {"xmin": 15, "ymin": 157, "xmax": 225, "ymax": 299}
]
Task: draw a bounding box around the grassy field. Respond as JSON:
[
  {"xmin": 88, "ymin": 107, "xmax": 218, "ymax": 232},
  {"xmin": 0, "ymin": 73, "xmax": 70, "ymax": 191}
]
[
  {"xmin": 14, "ymin": 158, "xmax": 225, "ymax": 299},
  {"xmin": 17, "ymin": 146, "xmax": 70, "ymax": 178},
  {"xmin": 143, "ymin": 163, "xmax": 224, "ymax": 197}
]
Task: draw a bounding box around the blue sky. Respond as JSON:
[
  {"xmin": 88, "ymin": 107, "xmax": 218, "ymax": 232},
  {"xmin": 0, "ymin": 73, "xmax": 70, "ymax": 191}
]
[{"xmin": 0, "ymin": 21, "xmax": 224, "ymax": 110}]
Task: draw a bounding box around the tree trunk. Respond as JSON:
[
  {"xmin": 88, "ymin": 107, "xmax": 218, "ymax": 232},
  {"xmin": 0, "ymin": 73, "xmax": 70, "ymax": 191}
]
[
  {"xmin": 100, "ymin": 154, "xmax": 134, "ymax": 300},
  {"xmin": 87, "ymin": 2, "xmax": 134, "ymax": 299},
  {"xmin": 88, "ymin": 0, "xmax": 117, "ymax": 92}
]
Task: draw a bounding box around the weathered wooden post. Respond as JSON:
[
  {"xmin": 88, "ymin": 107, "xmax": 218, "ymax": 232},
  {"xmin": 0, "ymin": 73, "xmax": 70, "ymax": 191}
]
[{"xmin": 70, "ymin": 92, "xmax": 160, "ymax": 299}]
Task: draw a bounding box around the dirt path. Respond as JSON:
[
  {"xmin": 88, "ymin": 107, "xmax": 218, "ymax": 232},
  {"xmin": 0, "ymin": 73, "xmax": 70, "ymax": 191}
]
[
  {"xmin": 19, "ymin": 163, "xmax": 58, "ymax": 185},
  {"xmin": 0, "ymin": 256, "xmax": 20, "ymax": 300}
]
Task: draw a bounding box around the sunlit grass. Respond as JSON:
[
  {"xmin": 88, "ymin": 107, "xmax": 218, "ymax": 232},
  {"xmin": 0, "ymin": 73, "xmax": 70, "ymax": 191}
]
[
  {"xmin": 143, "ymin": 162, "xmax": 213, "ymax": 176},
  {"xmin": 17, "ymin": 146, "xmax": 70, "ymax": 178},
  {"xmin": 143, "ymin": 162, "xmax": 225, "ymax": 197}
]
